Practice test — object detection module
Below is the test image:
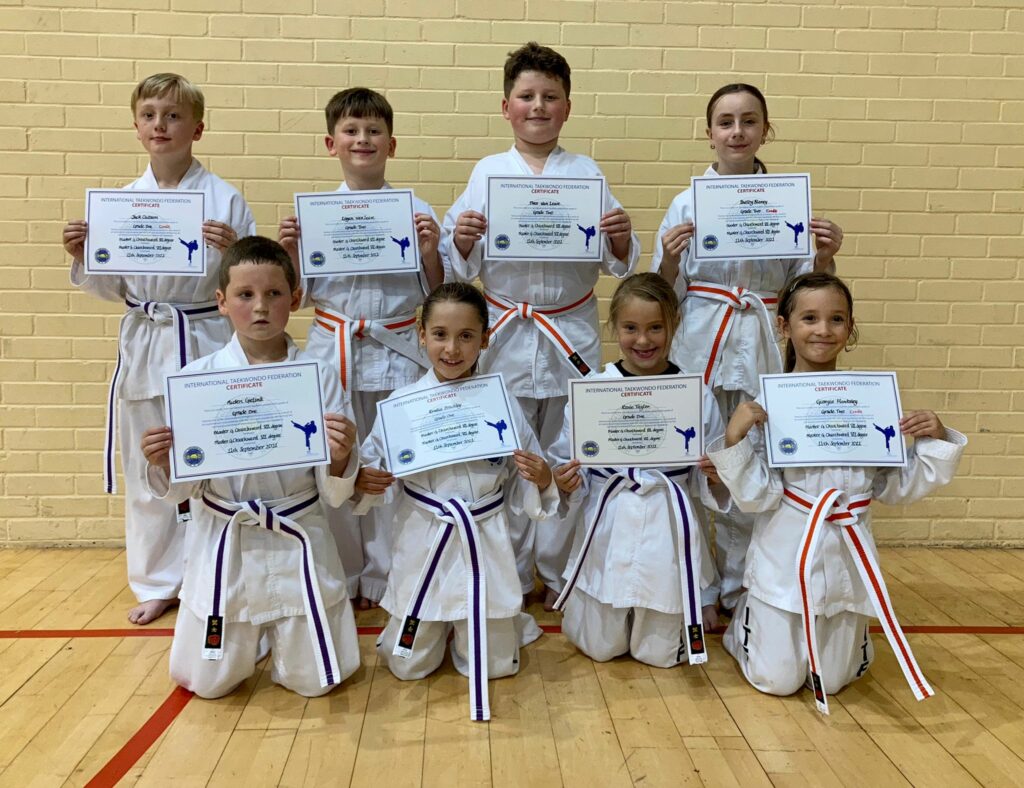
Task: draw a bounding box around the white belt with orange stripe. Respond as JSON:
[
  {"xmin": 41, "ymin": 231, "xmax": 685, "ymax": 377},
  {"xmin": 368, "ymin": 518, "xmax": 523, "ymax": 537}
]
[
  {"xmin": 784, "ymin": 486, "xmax": 933, "ymax": 714},
  {"xmin": 484, "ymin": 290, "xmax": 595, "ymax": 378},
  {"xmin": 104, "ymin": 296, "xmax": 221, "ymax": 494},
  {"xmin": 685, "ymin": 282, "xmax": 782, "ymax": 387},
  {"xmin": 314, "ymin": 306, "xmax": 424, "ymax": 392}
]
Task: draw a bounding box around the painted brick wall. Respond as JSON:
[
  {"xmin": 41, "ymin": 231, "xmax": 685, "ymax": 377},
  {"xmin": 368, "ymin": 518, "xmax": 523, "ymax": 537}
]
[{"xmin": 1, "ymin": 0, "xmax": 1022, "ymax": 546}]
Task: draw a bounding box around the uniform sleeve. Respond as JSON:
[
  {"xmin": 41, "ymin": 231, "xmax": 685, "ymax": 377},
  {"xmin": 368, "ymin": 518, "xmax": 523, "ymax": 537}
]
[
  {"xmin": 351, "ymin": 417, "xmax": 394, "ymax": 515},
  {"xmin": 545, "ymin": 398, "xmax": 590, "ymax": 515},
  {"xmin": 70, "ymin": 259, "xmax": 127, "ymax": 303},
  {"xmin": 230, "ymin": 190, "xmax": 257, "ymax": 238},
  {"xmin": 317, "ymin": 361, "xmax": 359, "ymax": 507},
  {"xmin": 506, "ymin": 398, "xmax": 559, "ymax": 521},
  {"xmin": 695, "ymin": 384, "xmax": 731, "ymax": 513},
  {"xmin": 649, "ymin": 192, "xmax": 690, "ymax": 302},
  {"xmin": 601, "ymin": 184, "xmax": 640, "ymax": 278},
  {"xmin": 872, "ymin": 428, "xmax": 967, "ymax": 506},
  {"xmin": 442, "ymin": 165, "xmax": 486, "ymax": 283},
  {"xmin": 146, "ymin": 464, "xmax": 201, "ymax": 503},
  {"xmin": 706, "ymin": 430, "xmax": 784, "ymax": 514}
]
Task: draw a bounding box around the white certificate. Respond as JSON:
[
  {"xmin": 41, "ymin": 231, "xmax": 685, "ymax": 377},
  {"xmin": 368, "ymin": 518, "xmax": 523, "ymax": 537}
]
[
  {"xmin": 761, "ymin": 372, "xmax": 907, "ymax": 468},
  {"xmin": 377, "ymin": 374, "xmax": 521, "ymax": 477},
  {"xmin": 85, "ymin": 189, "xmax": 206, "ymax": 276},
  {"xmin": 569, "ymin": 375, "xmax": 705, "ymax": 467},
  {"xmin": 165, "ymin": 361, "xmax": 329, "ymax": 482},
  {"xmin": 296, "ymin": 189, "xmax": 420, "ymax": 277},
  {"xmin": 692, "ymin": 173, "xmax": 812, "ymax": 261},
  {"xmin": 485, "ymin": 176, "xmax": 605, "ymax": 262}
]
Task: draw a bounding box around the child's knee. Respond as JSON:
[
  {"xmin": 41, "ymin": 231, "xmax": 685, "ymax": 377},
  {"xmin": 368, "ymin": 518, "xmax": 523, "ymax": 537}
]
[
  {"xmin": 170, "ymin": 663, "xmax": 245, "ymax": 699},
  {"xmin": 745, "ymin": 661, "xmax": 806, "ymax": 697}
]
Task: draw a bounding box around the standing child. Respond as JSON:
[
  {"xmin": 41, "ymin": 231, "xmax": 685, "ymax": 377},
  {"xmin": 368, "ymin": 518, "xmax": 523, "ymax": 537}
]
[
  {"xmin": 548, "ymin": 274, "xmax": 726, "ymax": 668},
  {"xmin": 651, "ymin": 83, "xmax": 845, "ymax": 612},
  {"xmin": 278, "ymin": 88, "xmax": 446, "ymax": 607},
  {"xmin": 444, "ymin": 42, "xmax": 640, "ymax": 608},
  {"xmin": 355, "ymin": 283, "xmax": 557, "ymax": 721},
  {"xmin": 140, "ymin": 237, "xmax": 361, "ymax": 698},
  {"xmin": 62, "ymin": 74, "xmax": 256, "ymax": 625},
  {"xmin": 707, "ymin": 273, "xmax": 966, "ymax": 710}
]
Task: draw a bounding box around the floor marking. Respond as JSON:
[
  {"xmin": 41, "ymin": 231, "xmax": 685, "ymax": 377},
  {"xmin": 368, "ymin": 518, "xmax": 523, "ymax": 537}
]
[{"xmin": 84, "ymin": 686, "xmax": 193, "ymax": 788}]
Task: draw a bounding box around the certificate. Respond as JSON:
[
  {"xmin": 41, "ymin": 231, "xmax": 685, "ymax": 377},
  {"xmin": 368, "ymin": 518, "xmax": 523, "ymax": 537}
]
[
  {"xmin": 485, "ymin": 176, "xmax": 605, "ymax": 262},
  {"xmin": 296, "ymin": 189, "xmax": 420, "ymax": 277},
  {"xmin": 165, "ymin": 361, "xmax": 329, "ymax": 482},
  {"xmin": 569, "ymin": 375, "xmax": 705, "ymax": 467},
  {"xmin": 761, "ymin": 372, "xmax": 906, "ymax": 468},
  {"xmin": 692, "ymin": 173, "xmax": 812, "ymax": 261},
  {"xmin": 377, "ymin": 374, "xmax": 520, "ymax": 477},
  {"xmin": 85, "ymin": 189, "xmax": 206, "ymax": 276}
]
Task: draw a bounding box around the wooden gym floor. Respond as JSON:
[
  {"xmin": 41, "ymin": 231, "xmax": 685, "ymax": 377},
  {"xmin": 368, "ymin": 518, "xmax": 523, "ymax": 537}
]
[{"xmin": 2, "ymin": 546, "xmax": 1024, "ymax": 787}]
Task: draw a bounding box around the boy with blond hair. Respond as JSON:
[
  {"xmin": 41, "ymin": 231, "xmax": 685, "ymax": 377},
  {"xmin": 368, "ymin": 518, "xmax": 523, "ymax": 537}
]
[{"xmin": 62, "ymin": 73, "xmax": 255, "ymax": 624}]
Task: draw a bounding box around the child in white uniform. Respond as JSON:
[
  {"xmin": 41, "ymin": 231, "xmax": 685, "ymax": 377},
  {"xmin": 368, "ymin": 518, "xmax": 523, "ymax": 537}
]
[
  {"xmin": 355, "ymin": 282, "xmax": 558, "ymax": 721},
  {"xmin": 549, "ymin": 274, "xmax": 727, "ymax": 668},
  {"xmin": 141, "ymin": 237, "xmax": 360, "ymax": 698},
  {"xmin": 279, "ymin": 88, "xmax": 446, "ymax": 607},
  {"xmin": 707, "ymin": 273, "xmax": 966, "ymax": 711},
  {"xmin": 444, "ymin": 42, "xmax": 639, "ymax": 608},
  {"xmin": 650, "ymin": 83, "xmax": 845, "ymax": 612},
  {"xmin": 63, "ymin": 73, "xmax": 256, "ymax": 625}
]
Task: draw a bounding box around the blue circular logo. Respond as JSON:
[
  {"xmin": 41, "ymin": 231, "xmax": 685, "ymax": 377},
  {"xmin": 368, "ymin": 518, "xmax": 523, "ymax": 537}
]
[
  {"xmin": 94, "ymin": 248, "xmax": 111, "ymax": 264},
  {"xmin": 398, "ymin": 449, "xmax": 415, "ymax": 465},
  {"xmin": 183, "ymin": 446, "xmax": 205, "ymax": 467},
  {"xmin": 701, "ymin": 235, "xmax": 719, "ymax": 251},
  {"xmin": 779, "ymin": 438, "xmax": 798, "ymax": 456},
  {"xmin": 309, "ymin": 251, "xmax": 325, "ymax": 267},
  {"xmin": 495, "ymin": 234, "xmax": 511, "ymax": 250},
  {"xmin": 581, "ymin": 440, "xmax": 599, "ymax": 457}
]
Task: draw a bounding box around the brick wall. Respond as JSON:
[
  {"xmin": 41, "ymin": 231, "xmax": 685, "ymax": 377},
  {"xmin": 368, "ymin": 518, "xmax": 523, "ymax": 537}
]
[{"xmin": 1, "ymin": 0, "xmax": 1022, "ymax": 546}]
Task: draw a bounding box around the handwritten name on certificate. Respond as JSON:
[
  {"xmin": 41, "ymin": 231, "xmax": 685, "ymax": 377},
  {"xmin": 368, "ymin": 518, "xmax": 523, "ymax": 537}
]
[
  {"xmin": 485, "ymin": 176, "xmax": 605, "ymax": 262},
  {"xmin": 165, "ymin": 362, "xmax": 329, "ymax": 482},
  {"xmin": 692, "ymin": 173, "xmax": 812, "ymax": 262},
  {"xmin": 296, "ymin": 189, "xmax": 420, "ymax": 277},
  {"xmin": 377, "ymin": 374, "xmax": 520, "ymax": 477},
  {"xmin": 761, "ymin": 372, "xmax": 907, "ymax": 468},
  {"xmin": 85, "ymin": 189, "xmax": 206, "ymax": 276},
  {"xmin": 569, "ymin": 376, "xmax": 705, "ymax": 468}
]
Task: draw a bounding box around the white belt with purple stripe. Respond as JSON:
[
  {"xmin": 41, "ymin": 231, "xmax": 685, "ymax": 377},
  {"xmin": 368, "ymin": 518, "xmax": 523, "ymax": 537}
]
[
  {"xmin": 784, "ymin": 486, "xmax": 933, "ymax": 714},
  {"xmin": 396, "ymin": 482, "xmax": 505, "ymax": 722},
  {"xmin": 554, "ymin": 466, "xmax": 708, "ymax": 665},
  {"xmin": 103, "ymin": 296, "xmax": 220, "ymax": 493},
  {"xmin": 200, "ymin": 487, "xmax": 344, "ymax": 689}
]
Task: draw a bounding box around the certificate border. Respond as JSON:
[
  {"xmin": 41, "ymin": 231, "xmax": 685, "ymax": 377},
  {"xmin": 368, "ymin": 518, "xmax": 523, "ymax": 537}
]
[
  {"xmin": 691, "ymin": 173, "xmax": 812, "ymax": 262},
  {"xmin": 85, "ymin": 189, "xmax": 207, "ymax": 277},
  {"xmin": 568, "ymin": 374, "xmax": 705, "ymax": 468},
  {"xmin": 165, "ymin": 360, "xmax": 329, "ymax": 482},
  {"xmin": 483, "ymin": 175, "xmax": 606, "ymax": 263},
  {"xmin": 761, "ymin": 371, "xmax": 907, "ymax": 468},
  {"xmin": 377, "ymin": 373, "xmax": 521, "ymax": 478},
  {"xmin": 295, "ymin": 188, "xmax": 421, "ymax": 278}
]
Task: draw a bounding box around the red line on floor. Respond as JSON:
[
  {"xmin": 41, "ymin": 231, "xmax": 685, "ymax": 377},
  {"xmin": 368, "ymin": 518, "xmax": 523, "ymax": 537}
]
[
  {"xmin": 0, "ymin": 628, "xmax": 175, "ymax": 638},
  {"xmin": 3, "ymin": 625, "xmax": 1024, "ymax": 640},
  {"xmin": 84, "ymin": 686, "xmax": 193, "ymax": 788}
]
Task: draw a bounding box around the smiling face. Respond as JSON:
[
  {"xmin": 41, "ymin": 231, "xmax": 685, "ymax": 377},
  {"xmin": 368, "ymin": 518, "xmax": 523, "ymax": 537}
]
[
  {"xmin": 216, "ymin": 261, "xmax": 300, "ymax": 361},
  {"xmin": 419, "ymin": 300, "xmax": 488, "ymax": 381},
  {"xmin": 615, "ymin": 296, "xmax": 675, "ymax": 376},
  {"xmin": 706, "ymin": 90, "xmax": 767, "ymax": 175},
  {"xmin": 325, "ymin": 114, "xmax": 395, "ymax": 187},
  {"xmin": 778, "ymin": 286, "xmax": 854, "ymax": 373},
  {"xmin": 134, "ymin": 94, "xmax": 203, "ymax": 160},
  {"xmin": 502, "ymin": 70, "xmax": 571, "ymax": 155}
]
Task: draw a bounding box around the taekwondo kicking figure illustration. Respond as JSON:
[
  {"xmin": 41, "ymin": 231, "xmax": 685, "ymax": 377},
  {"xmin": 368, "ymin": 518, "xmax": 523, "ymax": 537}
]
[
  {"xmin": 292, "ymin": 419, "xmax": 318, "ymax": 452},
  {"xmin": 675, "ymin": 425, "xmax": 697, "ymax": 454},
  {"xmin": 485, "ymin": 419, "xmax": 508, "ymax": 444},
  {"xmin": 179, "ymin": 237, "xmax": 199, "ymax": 265},
  {"xmin": 784, "ymin": 221, "xmax": 804, "ymax": 247},
  {"xmin": 874, "ymin": 423, "xmax": 896, "ymax": 454},
  {"xmin": 391, "ymin": 235, "xmax": 411, "ymax": 261},
  {"xmin": 577, "ymin": 224, "xmax": 596, "ymax": 251}
]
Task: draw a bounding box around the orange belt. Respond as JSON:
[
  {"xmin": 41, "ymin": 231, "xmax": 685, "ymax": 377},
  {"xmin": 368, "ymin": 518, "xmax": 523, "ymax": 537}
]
[
  {"xmin": 314, "ymin": 307, "xmax": 422, "ymax": 392},
  {"xmin": 484, "ymin": 289, "xmax": 595, "ymax": 377},
  {"xmin": 686, "ymin": 282, "xmax": 781, "ymax": 387}
]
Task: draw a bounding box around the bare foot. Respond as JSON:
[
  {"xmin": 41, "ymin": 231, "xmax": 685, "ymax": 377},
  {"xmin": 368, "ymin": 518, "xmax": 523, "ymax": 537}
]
[
  {"xmin": 355, "ymin": 596, "xmax": 381, "ymax": 611},
  {"xmin": 543, "ymin": 586, "xmax": 558, "ymax": 612},
  {"xmin": 128, "ymin": 598, "xmax": 177, "ymax": 625}
]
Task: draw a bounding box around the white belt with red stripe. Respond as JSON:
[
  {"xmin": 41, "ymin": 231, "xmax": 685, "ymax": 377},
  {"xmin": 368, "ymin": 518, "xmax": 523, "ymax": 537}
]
[
  {"xmin": 104, "ymin": 296, "xmax": 221, "ymax": 494},
  {"xmin": 314, "ymin": 306, "xmax": 424, "ymax": 392},
  {"xmin": 554, "ymin": 466, "xmax": 708, "ymax": 665},
  {"xmin": 396, "ymin": 482, "xmax": 505, "ymax": 721},
  {"xmin": 685, "ymin": 282, "xmax": 782, "ymax": 387},
  {"xmin": 484, "ymin": 290, "xmax": 595, "ymax": 378},
  {"xmin": 200, "ymin": 487, "xmax": 344, "ymax": 689},
  {"xmin": 783, "ymin": 486, "xmax": 933, "ymax": 714}
]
